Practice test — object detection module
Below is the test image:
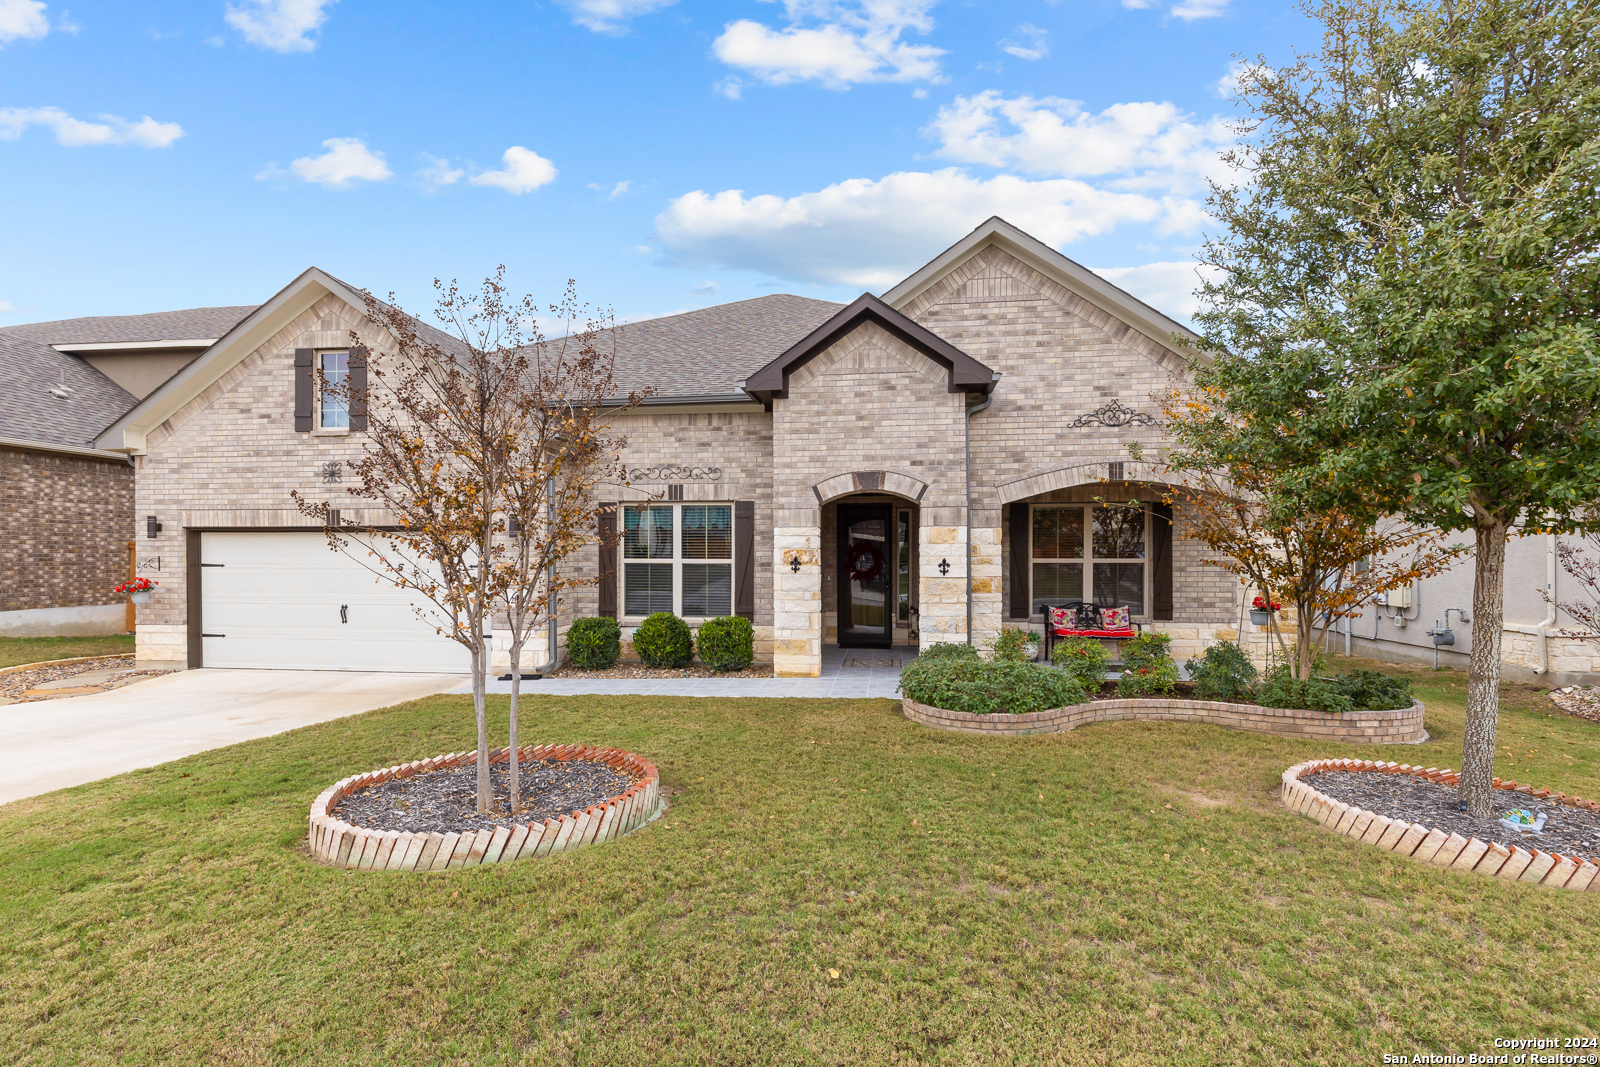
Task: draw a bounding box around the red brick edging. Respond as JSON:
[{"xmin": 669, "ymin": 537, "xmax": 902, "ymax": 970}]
[
  {"xmin": 901, "ymin": 695, "xmax": 1425, "ymax": 744},
  {"xmin": 308, "ymin": 743, "xmax": 661, "ymax": 871},
  {"xmin": 1282, "ymin": 758, "xmax": 1600, "ymax": 892}
]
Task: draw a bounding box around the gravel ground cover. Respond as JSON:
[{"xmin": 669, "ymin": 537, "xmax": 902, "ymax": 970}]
[
  {"xmin": 549, "ymin": 662, "xmax": 774, "ymax": 679},
  {"xmin": 1549, "ymin": 685, "xmax": 1600, "ymax": 725},
  {"xmin": 1301, "ymin": 769, "xmax": 1600, "ymax": 859},
  {"xmin": 330, "ymin": 758, "xmax": 640, "ymax": 834},
  {"xmin": 0, "ymin": 656, "xmax": 168, "ymax": 702}
]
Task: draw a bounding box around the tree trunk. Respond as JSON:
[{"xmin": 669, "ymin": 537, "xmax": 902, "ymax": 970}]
[
  {"xmin": 1296, "ymin": 599, "xmax": 1315, "ymax": 680},
  {"xmin": 1460, "ymin": 521, "xmax": 1507, "ymax": 819},
  {"xmin": 508, "ymin": 634, "xmax": 522, "ymax": 813},
  {"xmin": 472, "ymin": 642, "xmax": 490, "ymax": 813}
]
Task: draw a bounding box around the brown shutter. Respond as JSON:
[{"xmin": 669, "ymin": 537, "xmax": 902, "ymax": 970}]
[
  {"xmin": 348, "ymin": 346, "xmax": 368, "ymax": 431},
  {"xmin": 1152, "ymin": 501, "xmax": 1174, "ymax": 621},
  {"xmin": 597, "ymin": 504, "xmax": 618, "ymax": 618},
  {"xmin": 1009, "ymin": 501, "xmax": 1030, "ymax": 619},
  {"xmin": 294, "ymin": 348, "xmax": 314, "ymax": 432},
  {"xmin": 734, "ymin": 499, "xmax": 755, "ymax": 620}
]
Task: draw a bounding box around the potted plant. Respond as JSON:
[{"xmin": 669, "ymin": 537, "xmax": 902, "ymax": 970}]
[
  {"xmin": 1249, "ymin": 594, "xmax": 1281, "ymax": 626},
  {"xmin": 115, "ymin": 577, "xmax": 158, "ymax": 605}
]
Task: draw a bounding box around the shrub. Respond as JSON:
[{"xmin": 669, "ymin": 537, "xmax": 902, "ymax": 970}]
[
  {"xmin": 1051, "ymin": 637, "xmax": 1111, "ymax": 690},
  {"xmin": 696, "ymin": 616, "xmax": 754, "ymax": 672},
  {"xmin": 1117, "ymin": 658, "xmax": 1180, "ymax": 697},
  {"xmin": 565, "ymin": 616, "xmax": 621, "ymax": 670},
  {"xmin": 1184, "ymin": 641, "xmax": 1258, "ymax": 701},
  {"xmin": 899, "ymin": 652, "xmax": 1085, "ymax": 716},
  {"xmin": 986, "ymin": 627, "xmax": 1035, "ymax": 663},
  {"xmin": 1255, "ymin": 665, "xmax": 1412, "ymax": 713},
  {"xmin": 1337, "ymin": 669, "xmax": 1413, "ymax": 711},
  {"xmin": 1119, "ymin": 631, "xmax": 1173, "ymax": 672},
  {"xmin": 917, "ymin": 641, "xmax": 980, "ymax": 661},
  {"xmin": 634, "ymin": 612, "xmax": 693, "ymax": 668}
]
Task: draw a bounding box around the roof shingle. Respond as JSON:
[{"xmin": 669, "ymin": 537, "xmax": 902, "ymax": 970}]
[{"xmin": 0, "ymin": 305, "xmax": 257, "ymax": 346}]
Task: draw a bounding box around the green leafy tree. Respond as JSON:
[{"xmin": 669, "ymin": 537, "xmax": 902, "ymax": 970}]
[{"xmin": 1193, "ymin": 0, "xmax": 1600, "ymax": 815}]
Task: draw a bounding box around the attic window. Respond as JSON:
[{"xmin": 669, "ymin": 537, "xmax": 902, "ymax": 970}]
[{"xmin": 319, "ymin": 351, "xmax": 349, "ymax": 430}]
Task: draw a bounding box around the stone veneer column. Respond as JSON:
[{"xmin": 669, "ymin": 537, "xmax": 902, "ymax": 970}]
[
  {"xmin": 918, "ymin": 518, "xmax": 967, "ymax": 646},
  {"xmin": 969, "ymin": 519, "xmax": 1003, "ymax": 650},
  {"xmin": 773, "ymin": 511, "xmax": 821, "ymax": 676}
]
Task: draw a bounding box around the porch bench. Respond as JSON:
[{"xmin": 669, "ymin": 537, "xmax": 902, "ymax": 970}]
[{"xmin": 1039, "ymin": 601, "xmax": 1143, "ymax": 662}]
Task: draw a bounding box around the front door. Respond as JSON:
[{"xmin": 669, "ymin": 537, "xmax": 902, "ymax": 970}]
[{"xmin": 837, "ymin": 503, "xmax": 893, "ymax": 648}]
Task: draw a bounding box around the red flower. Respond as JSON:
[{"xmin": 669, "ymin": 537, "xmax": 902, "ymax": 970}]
[
  {"xmin": 114, "ymin": 577, "xmax": 158, "ymax": 595},
  {"xmin": 1251, "ymin": 595, "xmax": 1283, "ymax": 611}
]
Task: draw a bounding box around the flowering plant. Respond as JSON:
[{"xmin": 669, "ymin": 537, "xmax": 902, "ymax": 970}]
[
  {"xmin": 114, "ymin": 577, "xmax": 158, "ymax": 595},
  {"xmin": 1251, "ymin": 595, "xmax": 1283, "ymax": 611}
]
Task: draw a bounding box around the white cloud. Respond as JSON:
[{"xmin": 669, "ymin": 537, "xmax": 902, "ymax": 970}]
[
  {"xmin": 1090, "ymin": 261, "xmax": 1220, "ymax": 320},
  {"xmin": 561, "ymin": 0, "xmax": 676, "ymax": 33},
  {"xmin": 655, "ymin": 168, "xmax": 1167, "ymax": 288},
  {"xmin": 999, "ymin": 23, "xmax": 1047, "ymax": 61},
  {"xmin": 0, "ymin": 106, "xmax": 185, "ymax": 147},
  {"xmin": 926, "ymin": 91, "xmax": 1232, "ymax": 196},
  {"xmin": 468, "ymin": 146, "xmax": 557, "ymax": 194},
  {"xmin": 265, "ymin": 137, "xmax": 390, "ymax": 187},
  {"xmin": 0, "ymin": 0, "xmax": 49, "ymax": 43},
  {"xmin": 225, "ymin": 0, "xmax": 334, "ymax": 53},
  {"xmin": 712, "ymin": 0, "xmax": 945, "ymax": 90},
  {"xmin": 1170, "ymin": 0, "xmax": 1229, "ymax": 18},
  {"xmin": 1120, "ymin": 0, "xmax": 1156, "ymax": 8},
  {"xmin": 692, "ymin": 280, "xmax": 720, "ymax": 296},
  {"xmin": 417, "ymin": 154, "xmax": 464, "ymax": 189},
  {"xmin": 588, "ymin": 179, "xmax": 630, "ymax": 198}
]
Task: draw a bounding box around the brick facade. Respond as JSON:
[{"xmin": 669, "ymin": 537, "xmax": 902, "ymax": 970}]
[{"xmin": 0, "ymin": 446, "xmax": 133, "ymax": 615}]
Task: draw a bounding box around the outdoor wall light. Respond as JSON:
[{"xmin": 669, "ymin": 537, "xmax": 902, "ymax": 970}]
[{"xmin": 145, "ymin": 515, "xmax": 162, "ymax": 539}]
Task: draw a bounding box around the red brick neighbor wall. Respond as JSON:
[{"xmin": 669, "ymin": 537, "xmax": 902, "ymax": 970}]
[{"xmin": 0, "ymin": 447, "xmax": 134, "ymax": 615}]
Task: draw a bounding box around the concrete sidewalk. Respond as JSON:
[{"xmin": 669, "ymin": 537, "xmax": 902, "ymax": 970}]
[{"xmin": 0, "ymin": 668, "xmax": 461, "ymax": 806}]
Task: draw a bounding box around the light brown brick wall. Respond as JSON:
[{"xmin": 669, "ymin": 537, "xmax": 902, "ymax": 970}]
[{"xmin": 0, "ymin": 447, "xmax": 134, "ymax": 613}]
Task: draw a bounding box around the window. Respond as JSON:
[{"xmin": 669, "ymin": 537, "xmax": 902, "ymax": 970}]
[
  {"xmin": 622, "ymin": 503, "xmax": 733, "ymax": 618},
  {"xmin": 318, "ymin": 350, "xmax": 349, "ymax": 430},
  {"xmin": 896, "ymin": 509, "xmax": 912, "ymax": 624},
  {"xmin": 1030, "ymin": 504, "xmax": 1147, "ymax": 616}
]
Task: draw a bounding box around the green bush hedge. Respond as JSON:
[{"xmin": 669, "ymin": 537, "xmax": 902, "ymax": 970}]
[
  {"xmin": 985, "ymin": 627, "xmax": 1035, "ymax": 663},
  {"xmin": 1256, "ymin": 665, "xmax": 1413, "ymax": 714},
  {"xmin": 1050, "ymin": 637, "xmax": 1112, "ymax": 690},
  {"xmin": 1117, "ymin": 632, "xmax": 1178, "ymax": 696},
  {"xmin": 696, "ymin": 616, "xmax": 754, "ymax": 672},
  {"xmin": 1184, "ymin": 641, "xmax": 1257, "ymax": 701},
  {"xmin": 634, "ymin": 612, "xmax": 693, "ymax": 668},
  {"xmin": 899, "ymin": 648, "xmax": 1086, "ymax": 716},
  {"xmin": 565, "ymin": 616, "xmax": 621, "ymax": 670}
]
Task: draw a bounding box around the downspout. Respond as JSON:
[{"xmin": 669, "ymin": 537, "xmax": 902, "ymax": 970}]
[
  {"xmin": 965, "ymin": 383, "xmax": 997, "ymax": 646},
  {"xmin": 531, "ymin": 491, "xmax": 558, "ymax": 678}
]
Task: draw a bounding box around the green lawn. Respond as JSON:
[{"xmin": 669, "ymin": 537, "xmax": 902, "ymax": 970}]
[
  {"xmin": 1, "ymin": 660, "xmax": 1596, "ymax": 1065},
  {"xmin": 0, "ymin": 633, "xmax": 133, "ymax": 670}
]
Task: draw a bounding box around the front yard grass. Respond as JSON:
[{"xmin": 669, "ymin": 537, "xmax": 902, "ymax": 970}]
[
  {"xmin": 0, "ymin": 633, "xmax": 134, "ymax": 670},
  {"xmin": 1, "ymin": 659, "xmax": 1596, "ymax": 1065}
]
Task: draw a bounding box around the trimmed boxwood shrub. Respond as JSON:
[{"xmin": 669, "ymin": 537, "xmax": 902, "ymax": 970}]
[
  {"xmin": 634, "ymin": 612, "xmax": 693, "ymax": 668},
  {"xmin": 899, "ymin": 648, "xmax": 1086, "ymax": 716},
  {"xmin": 565, "ymin": 616, "xmax": 621, "ymax": 670},
  {"xmin": 1051, "ymin": 637, "xmax": 1112, "ymax": 690},
  {"xmin": 696, "ymin": 616, "xmax": 754, "ymax": 672}
]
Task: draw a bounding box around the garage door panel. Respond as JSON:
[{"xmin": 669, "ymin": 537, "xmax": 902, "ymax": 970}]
[{"xmin": 200, "ymin": 532, "xmax": 471, "ymax": 673}]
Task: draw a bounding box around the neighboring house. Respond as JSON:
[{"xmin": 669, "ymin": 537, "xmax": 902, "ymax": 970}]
[
  {"xmin": 88, "ymin": 216, "xmax": 1597, "ymax": 684},
  {"xmin": 0, "ymin": 305, "xmax": 253, "ymax": 637}
]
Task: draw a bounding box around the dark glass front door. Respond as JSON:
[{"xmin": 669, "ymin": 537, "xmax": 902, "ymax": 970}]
[{"xmin": 838, "ymin": 504, "xmax": 893, "ymax": 648}]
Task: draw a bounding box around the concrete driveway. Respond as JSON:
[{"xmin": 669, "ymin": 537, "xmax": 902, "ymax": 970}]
[{"xmin": 0, "ymin": 668, "xmax": 461, "ymax": 806}]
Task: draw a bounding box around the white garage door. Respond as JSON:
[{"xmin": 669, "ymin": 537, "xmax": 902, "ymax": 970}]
[{"xmin": 200, "ymin": 531, "xmax": 472, "ymax": 673}]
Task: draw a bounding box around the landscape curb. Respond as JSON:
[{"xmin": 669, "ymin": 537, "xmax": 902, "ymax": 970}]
[
  {"xmin": 1282, "ymin": 758, "xmax": 1600, "ymax": 892},
  {"xmin": 902, "ymin": 694, "xmax": 1426, "ymax": 744},
  {"xmin": 0, "ymin": 654, "xmax": 121, "ymax": 678},
  {"xmin": 308, "ymin": 743, "xmax": 661, "ymax": 871}
]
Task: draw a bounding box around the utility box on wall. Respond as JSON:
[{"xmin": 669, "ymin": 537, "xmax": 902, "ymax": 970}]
[{"xmin": 1376, "ymin": 584, "xmax": 1413, "ymax": 610}]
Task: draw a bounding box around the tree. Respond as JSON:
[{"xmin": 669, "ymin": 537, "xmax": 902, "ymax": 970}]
[
  {"xmin": 1193, "ymin": 0, "xmax": 1600, "ymax": 815},
  {"xmin": 1153, "ymin": 387, "xmax": 1466, "ymax": 680},
  {"xmin": 491, "ymin": 284, "xmax": 642, "ymax": 810}
]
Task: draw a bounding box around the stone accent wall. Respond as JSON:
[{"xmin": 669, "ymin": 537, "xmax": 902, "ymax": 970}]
[
  {"xmin": 1283, "ymin": 759, "xmax": 1600, "ymax": 892},
  {"xmin": 0, "ymin": 447, "xmax": 134, "ymax": 618},
  {"xmin": 1501, "ymin": 631, "xmax": 1600, "ymax": 677},
  {"xmin": 901, "ymin": 694, "xmax": 1425, "ymax": 744}
]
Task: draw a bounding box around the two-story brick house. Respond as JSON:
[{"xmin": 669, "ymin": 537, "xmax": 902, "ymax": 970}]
[{"xmin": 97, "ymin": 217, "xmax": 1248, "ymax": 676}]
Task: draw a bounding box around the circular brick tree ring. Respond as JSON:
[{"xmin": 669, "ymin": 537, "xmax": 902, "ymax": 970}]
[
  {"xmin": 1282, "ymin": 758, "xmax": 1600, "ymax": 892},
  {"xmin": 309, "ymin": 743, "xmax": 662, "ymax": 871},
  {"xmin": 901, "ymin": 695, "xmax": 1426, "ymax": 744}
]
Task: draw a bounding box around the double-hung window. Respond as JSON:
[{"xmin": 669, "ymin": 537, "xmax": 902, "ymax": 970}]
[
  {"xmin": 1030, "ymin": 503, "xmax": 1148, "ymax": 615},
  {"xmin": 318, "ymin": 350, "xmax": 350, "ymax": 430},
  {"xmin": 622, "ymin": 503, "xmax": 733, "ymax": 618}
]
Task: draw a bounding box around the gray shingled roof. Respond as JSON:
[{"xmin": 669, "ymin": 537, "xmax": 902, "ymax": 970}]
[
  {"xmin": 0, "ymin": 332, "xmax": 137, "ymax": 448},
  {"xmin": 607, "ymin": 295, "xmax": 844, "ymax": 398},
  {"xmin": 0, "ymin": 305, "xmax": 257, "ymax": 346}
]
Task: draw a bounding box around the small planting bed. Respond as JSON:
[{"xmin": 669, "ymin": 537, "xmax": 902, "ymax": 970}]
[
  {"xmin": 550, "ymin": 661, "xmax": 774, "ymax": 679},
  {"xmin": 1283, "ymin": 758, "xmax": 1600, "ymax": 891},
  {"xmin": 309, "ymin": 743, "xmax": 661, "ymax": 871}
]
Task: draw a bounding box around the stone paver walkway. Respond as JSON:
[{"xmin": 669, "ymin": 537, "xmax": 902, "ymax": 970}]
[{"xmin": 448, "ymin": 645, "xmax": 907, "ymax": 700}]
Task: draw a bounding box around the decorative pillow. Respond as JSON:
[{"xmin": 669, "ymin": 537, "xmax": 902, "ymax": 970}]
[
  {"xmin": 1048, "ymin": 607, "xmax": 1073, "ymax": 634},
  {"xmin": 1098, "ymin": 605, "xmax": 1131, "ymax": 631},
  {"xmin": 1075, "ymin": 604, "xmax": 1102, "ymax": 630}
]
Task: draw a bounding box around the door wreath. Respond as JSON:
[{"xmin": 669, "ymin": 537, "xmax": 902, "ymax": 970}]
[{"xmin": 847, "ymin": 541, "xmax": 884, "ymax": 585}]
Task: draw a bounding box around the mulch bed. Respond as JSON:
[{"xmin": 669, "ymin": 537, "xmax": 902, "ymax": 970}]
[
  {"xmin": 1302, "ymin": 769, "xmax": 1600, "ymax": 860},
  {"xmin": 331, "ymin": 758, "xmax": 641, "ymax": 835},
  {"xmin": 549, "ymin": 661, "xmax": 774, "ymax": 680},
  {"xmin": 0, "ymin": 656, "xmax": 169, "ymax": 702},
  {"xmin": 1549, "ymin": 686, "xmax": 1600, "ymax": 726}
]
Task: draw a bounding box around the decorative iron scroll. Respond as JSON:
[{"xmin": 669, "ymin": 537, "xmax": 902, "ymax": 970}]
[
  {"xmin": 318, "ymin": 461, "xmax": 344, "ymax": 484},
  {"xmin": 1068, "ymin": 399, "xmax": 1158, "ymax": 428},
  {"xmin": 629, "ymin": 465, "xmax": 723, "ymax": 481}
]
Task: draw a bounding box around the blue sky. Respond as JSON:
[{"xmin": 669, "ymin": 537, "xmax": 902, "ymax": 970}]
[{"xmin": 0, "ymin": 0, "xmax": 1312, "ymax": 329}]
